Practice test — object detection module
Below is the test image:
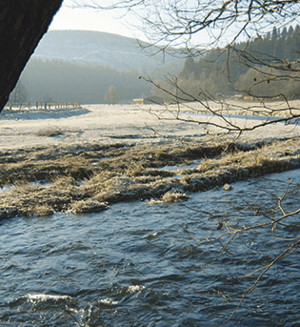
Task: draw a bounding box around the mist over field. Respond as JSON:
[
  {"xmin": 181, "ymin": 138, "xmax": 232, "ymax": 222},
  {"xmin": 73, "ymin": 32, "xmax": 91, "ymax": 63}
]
[
  {"xmin": 14, "ymin": 30, "xmax": 183, "ymax": 105},
  {"xmin": 11, "ymin": 25, "xmax": 300, "ymax": 107}
]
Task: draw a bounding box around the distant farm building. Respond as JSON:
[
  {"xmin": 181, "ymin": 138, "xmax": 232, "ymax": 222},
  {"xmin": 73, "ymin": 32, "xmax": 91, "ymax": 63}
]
[
  {"xmin": 132, "ymin": 98, "xmax": 144, "ymax": 105},
  {"xmin": 132, "ymin": 96, "xmax": 164, "ymax": 105},
  {"xmin": 233, "ymin": 94, "xmax": 243, "ymax": 100}
]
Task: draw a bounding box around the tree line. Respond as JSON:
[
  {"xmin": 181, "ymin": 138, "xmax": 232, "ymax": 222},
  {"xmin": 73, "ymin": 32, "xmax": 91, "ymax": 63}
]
[
  {"xmin": 11, "ymin": 58, "xmax": 153, "ymax": 105},
  {"xmin": 153, "ymin": 24, "xmax": 300, "ymax": 102},
  {"xmin": 10, "ymin": 54, "xmax": 183, "ymax": 105}
]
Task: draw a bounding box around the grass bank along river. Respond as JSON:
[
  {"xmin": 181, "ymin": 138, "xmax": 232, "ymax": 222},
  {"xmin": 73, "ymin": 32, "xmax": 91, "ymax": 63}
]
[
  {"xmin": 1, "ymin": 104, "xmax": 300, "ymax": 326},
  {"xmin": 1, "ymin": 134, "xmax": 300, "ymax": 219}
]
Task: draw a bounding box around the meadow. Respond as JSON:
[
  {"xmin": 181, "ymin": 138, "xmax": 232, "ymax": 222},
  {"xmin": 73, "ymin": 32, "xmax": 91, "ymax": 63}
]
[{"xmin": 0, "ymin": 102, "xmax": 300, "ymax": 219}]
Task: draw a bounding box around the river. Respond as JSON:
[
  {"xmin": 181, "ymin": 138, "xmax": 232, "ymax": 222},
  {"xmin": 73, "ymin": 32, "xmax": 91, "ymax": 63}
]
[{"xmin": 1, "ymin": 169, "xmax": 300, "ymax": 326}]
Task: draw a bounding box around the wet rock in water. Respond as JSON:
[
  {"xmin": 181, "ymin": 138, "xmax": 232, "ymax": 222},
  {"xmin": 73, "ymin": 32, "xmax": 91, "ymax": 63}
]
[
  {"xmin": 72, "ymin": 199, "xmax": 108, "ymax": 214},
  {"xmin": 223, "ymin": 183, "xmax": 232, "ymax": 191},
  {"xmin": 0, "ymin": 207, "xmax": 18, "ymax": 219}
]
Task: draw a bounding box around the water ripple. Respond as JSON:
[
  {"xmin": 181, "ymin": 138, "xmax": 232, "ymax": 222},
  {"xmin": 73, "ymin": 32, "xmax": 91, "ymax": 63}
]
[{"xmin": 1, "ymin": 169, "xmax": 300, "ymax": 325}]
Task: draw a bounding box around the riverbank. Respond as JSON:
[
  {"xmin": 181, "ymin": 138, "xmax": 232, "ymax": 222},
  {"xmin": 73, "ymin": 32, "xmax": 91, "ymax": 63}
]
[{"xmin": 0, "ymin": 103, "xmax": 300, "ymax": 219}]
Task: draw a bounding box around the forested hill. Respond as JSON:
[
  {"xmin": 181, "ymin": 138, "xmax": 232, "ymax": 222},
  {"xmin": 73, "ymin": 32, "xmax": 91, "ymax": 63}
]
[
  {"xmin": 163, "ymin": 25, "xmax": 300, "ymax": 102},
  {"xmin": 33, "ymin": 30, "xmax": 179, "ymax": 73},
  {"xmin": 10, "ymin": 30, "xmax": 183, "ymax": 105}
]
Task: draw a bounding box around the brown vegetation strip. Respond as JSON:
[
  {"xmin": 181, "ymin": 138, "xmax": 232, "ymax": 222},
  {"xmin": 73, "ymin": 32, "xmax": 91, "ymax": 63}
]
[{"xmin": 0, "ymin": 137, "xmax": 299, "ymax": 219}]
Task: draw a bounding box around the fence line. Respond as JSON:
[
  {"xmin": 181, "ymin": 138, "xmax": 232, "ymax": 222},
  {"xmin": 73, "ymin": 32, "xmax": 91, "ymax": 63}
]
[{"xmin": 4, "ymin": 101, "xmax": 81, "ymax": 111}]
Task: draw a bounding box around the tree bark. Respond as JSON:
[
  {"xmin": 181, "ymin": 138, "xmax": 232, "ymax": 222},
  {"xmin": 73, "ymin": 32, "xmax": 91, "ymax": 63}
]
[{"xmin": 0, "ymin": 0, "xmax": 63, "ymax": 112}]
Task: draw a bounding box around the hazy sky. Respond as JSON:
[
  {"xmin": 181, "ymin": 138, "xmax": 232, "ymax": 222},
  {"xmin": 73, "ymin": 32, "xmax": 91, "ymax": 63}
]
[{"xmin": 49, "ymin": 0, "xmax": 141, "ymax": 39}]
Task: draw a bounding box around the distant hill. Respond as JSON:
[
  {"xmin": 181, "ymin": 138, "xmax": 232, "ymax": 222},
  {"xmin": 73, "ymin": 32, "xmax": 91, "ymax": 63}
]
[
  {"xmin": 33, "ymin": 30, "xmax": 182, "ymax": 73},
  {"xmin": 10, "ymin": 30, "xmax": 185, "ymax": 104}
]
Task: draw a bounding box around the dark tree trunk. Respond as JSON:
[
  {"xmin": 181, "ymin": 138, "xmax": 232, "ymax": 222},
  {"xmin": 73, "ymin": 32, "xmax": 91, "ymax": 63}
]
[{"xmin": 0, "ymin": 0, "xmax": 63, "ymax": 112}]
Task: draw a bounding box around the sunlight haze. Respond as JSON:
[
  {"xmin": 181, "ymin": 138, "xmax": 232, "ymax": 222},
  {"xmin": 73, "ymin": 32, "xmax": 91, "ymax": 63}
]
[{"xmin": 49, "ymin": 0, "xmax": 142, "ymax": 39}]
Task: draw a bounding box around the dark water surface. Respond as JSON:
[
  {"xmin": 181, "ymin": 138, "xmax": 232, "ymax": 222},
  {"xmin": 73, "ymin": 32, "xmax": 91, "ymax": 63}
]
[{"xmin": 1, "ymin": 169, "xmax": 300, "ymax": 326}]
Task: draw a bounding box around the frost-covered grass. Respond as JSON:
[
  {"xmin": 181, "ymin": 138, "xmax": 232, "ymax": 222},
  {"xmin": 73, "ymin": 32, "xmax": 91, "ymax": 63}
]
[{"xmin": 0, "ymin": 136, "xmax": 300, "ymax": 219}]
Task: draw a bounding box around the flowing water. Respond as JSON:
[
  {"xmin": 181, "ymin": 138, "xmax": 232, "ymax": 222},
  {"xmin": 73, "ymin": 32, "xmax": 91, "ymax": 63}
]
[{"xmin": 1, "ymin": 169, "xmax": 300, "ymax": 326}]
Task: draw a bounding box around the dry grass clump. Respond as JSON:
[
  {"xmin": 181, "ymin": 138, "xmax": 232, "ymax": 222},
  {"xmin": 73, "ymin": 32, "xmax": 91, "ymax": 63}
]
[
  {"xmin": 33, "ymin": 205, "xmax": 54, "ymax": 217},
  {"xmin": 0, "ymin": 136, "xmax": 300, "ymax": 220},
  {"xmin": 129, "ymin": 167, "xmax": 175, "ymax": 178},
  {"xmin": 71, "ymin": 199, "xmax": 108, "ymax": 214},
  {"xmin": 36, "ymin": 127, "xmax": 64, "ymax": 137},
  {"xmin": 53, "ymin": 176, "xmax": 79, "ymax": 188},
  {"xmin": 198, "ymin": 139, "xmax": 300, "ymax": 177},
  {"xmin": 162, "ymin": 191, "xmax": 190, "ymax": 203},
  {"xmin": 147, "ymin": 190, "xmax": 190, "ymax": 205}
]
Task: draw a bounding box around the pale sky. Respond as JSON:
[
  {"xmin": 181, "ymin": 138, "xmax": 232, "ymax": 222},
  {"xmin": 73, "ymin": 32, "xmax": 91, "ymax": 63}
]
[
  {"xmin": 49, "ymin": 0, "xmax": 142, "ymax": 39},
  {"xmin": 49, "ymin": 0, "xmax": 218, "ymax": 48}
]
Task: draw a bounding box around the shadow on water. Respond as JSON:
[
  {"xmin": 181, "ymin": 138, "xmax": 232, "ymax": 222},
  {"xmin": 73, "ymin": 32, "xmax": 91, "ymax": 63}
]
[{"xmin": 1, "ymin": 169, "xmax": 300, "ymax": 326}]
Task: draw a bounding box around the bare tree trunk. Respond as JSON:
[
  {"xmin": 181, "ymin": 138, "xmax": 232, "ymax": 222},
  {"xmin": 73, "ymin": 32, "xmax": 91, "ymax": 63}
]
[{"xmin": 0, "ymin": 0, "xmax": 63, "ymax": 112}]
